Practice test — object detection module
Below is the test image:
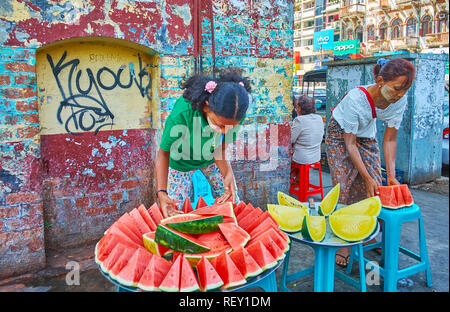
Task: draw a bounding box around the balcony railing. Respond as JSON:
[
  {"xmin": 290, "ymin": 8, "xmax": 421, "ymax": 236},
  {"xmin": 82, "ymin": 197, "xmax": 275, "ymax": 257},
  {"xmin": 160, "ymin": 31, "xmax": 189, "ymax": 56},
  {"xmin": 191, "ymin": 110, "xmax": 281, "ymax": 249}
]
[
  {"xmin": 395, "ymin": 0, "xmax": 418, "ymax": 8},
  {"xmin": 339, "ymin": 4, "xmax": 366, "ymax": 19},
  {"xmin": 425, "ymin": 32, "xmax": 449, "ymax": 47}
]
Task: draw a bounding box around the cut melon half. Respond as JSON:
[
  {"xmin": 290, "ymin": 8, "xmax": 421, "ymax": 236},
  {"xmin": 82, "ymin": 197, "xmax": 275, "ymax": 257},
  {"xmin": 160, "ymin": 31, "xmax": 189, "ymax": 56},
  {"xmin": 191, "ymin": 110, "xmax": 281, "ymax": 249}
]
[
  {"xmin": 267, "ymin": 204, "xmax": 308, "ymax": 232},
  {"xmin": 318, "ymin": 183, "xmax": 340, "ymax": 216},
  {"xmin": 277, "ymin": 191, "xmax": 309, "ymax": 211},
  {"xmin": 332, "ymin": 196, "xmax": 381, "ymax": 217},
  {"xmin": 155, "ymin": 224, "xmax": 210, "ymax": 254},
  {"xmin": 301, "ymin": 215, "xmax": 326, "ymax": 242},
  {"xmin": 329, "ymin": 214, "xmax": 377, "ymax": 242}
]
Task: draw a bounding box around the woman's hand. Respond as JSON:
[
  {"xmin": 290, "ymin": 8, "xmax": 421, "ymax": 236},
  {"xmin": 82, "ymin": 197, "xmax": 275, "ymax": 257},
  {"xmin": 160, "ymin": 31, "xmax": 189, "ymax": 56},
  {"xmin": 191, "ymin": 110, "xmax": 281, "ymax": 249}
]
[
  {"xmin": 158, "ymin": 192, "xmax": 183, "ymax": 218},
  {"xmin": 216, "ymin": 173, "xmax": 236, "ymax": 204},
  {"xmin": 387, "ymin": 174, "xmax": 401, "ymax": 186},
  {"xmin": 364, "ymin": 176, "xmax": 380, "ymax": 198}
]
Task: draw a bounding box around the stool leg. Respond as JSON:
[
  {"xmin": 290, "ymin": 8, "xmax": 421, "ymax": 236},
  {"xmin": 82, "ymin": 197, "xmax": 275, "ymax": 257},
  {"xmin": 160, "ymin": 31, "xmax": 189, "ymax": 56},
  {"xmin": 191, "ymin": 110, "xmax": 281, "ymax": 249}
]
[
  {"xmin": 357, "ymin": 244, "xmax": 367, "ymax": 292},
  {"xmin": 346, "ymin": 246, "xmax": 356, "ymax": 275},
  {"xmin": 383, "ymin": 218, "xmax": 401, "ymax": 292},
  {"xmin": 313, "ymin": 246, "xmax": 336, "ymax": 292},
  {"xmin": 279, "ymin": 245, "xmax": 292, "ymax": 292},
  {"xmin": 318, "ymin": 164, "xmax": 324, "ymax": 200},
  {"xmin": 418, "ymin": 216, "xmax": 433, "ymax": 287},
  {"xmin": 260, "ymin": 270, "xmax": 278, "ymax": 292},
  {"xmin": 299, "ymin": 166, "xmax": 307, "ymax": 202}
]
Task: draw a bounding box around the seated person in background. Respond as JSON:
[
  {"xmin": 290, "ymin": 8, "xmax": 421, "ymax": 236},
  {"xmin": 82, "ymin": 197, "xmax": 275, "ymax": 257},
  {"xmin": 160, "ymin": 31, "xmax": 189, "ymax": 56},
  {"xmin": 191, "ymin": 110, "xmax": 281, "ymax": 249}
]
[{"xmin": 290, "ymin": 95, "xmax": 325, "ymax": 183}]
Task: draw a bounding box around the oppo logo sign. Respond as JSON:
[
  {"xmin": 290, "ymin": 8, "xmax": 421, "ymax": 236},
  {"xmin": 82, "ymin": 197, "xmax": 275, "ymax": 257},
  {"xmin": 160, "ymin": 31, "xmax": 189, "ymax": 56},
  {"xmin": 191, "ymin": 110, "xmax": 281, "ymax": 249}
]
[{"xmin": 335, "ymin": 44, "xmax": 355, "ymax": 51}]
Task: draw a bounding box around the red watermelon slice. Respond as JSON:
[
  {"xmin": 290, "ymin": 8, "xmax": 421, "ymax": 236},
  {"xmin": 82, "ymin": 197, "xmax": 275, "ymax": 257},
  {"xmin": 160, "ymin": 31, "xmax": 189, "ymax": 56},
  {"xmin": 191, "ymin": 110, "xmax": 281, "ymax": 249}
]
[
  {"xmin": 148, "ymin": 203, "xmax": 164, "ymax": 225},
  {"xmin": 101, "ymin": 243, "xmax": 139, "ymax": 273},
  {"xmin": 116, "ymin": 248, "xmax": 153, "ymax": 287},
  {"xmin": 218, "ymin": 223, "xmax": 250, "ymax": 250},
  {"xmin": 246, "ymin": 241, "xmax": 277, "ymax": 271},
  {"xmin": 182, "ymin": 198, "xmax": 194, "ymax": 214},
  {"xmin": 400, "ymin": 184, "xmax": 414, "ymax": 206},
  {"xmin": 196, "ymin": 256, "xmax": 224, "ymax": 291},
  {"xmin": 248, "ymin": 227, "xmax": 289, "ymax": 253},
  {"xmin": 233, "ymin": 201, "xmax": 247, "ymax": 216},
  {"xmin": 117, "ymin": 213, "xmax": 142, "ymax": 241},
  {"xmin": 129, "ymin": 208, "xmax": 151, "ymax": 236},
  {"xmin": 104, "ymin": 223, "xmax": 139, "ymax": 245},
  {"xmin": 180, "ymin": 255, "xmax": 200, "ymax": 292},
  {"xmin": 95, "ymin": 233, "xmax": 140, "ymax": 264},
  {"xmin": 245, "ymin": 211, "xmax": 277, "ymax": 233},
  {"xmin": 138, "ymin": 204, "xmax": 157, "ymax": 231},
  {"xmin": 196, "ymin": 196, "xmax": 208, "ymax": 210},
  {"xmin": 109, "ymin": 246, "xmax": 141, "ymax": 279},
  {"xmin": 138, "ymin": 255, "xmax": 172, "ymax": 291},
  {"xmin": 236, "ymin": 203, "xmax": 255, "ymax": 222},
  {"xmin": 248, "ymin": 235, "xmax": 285, "ymax": 261},
  {"xmin": 250, "ymin": 217, "xmax": 290, "ymax": 243},
  {"xmin": 229, "ymin": 246, "xmax": 263, "ymax": 279},
  {"xmin": 393, "ymin": 186, "xmax": 406, "ymax": 207},
  {"xmin": 194, "ymin": 202, "xmax": 237, "ymax": 224},
  {"xmin": 213, "ymin": 251, "xmax": 246, "ymax": 289},
  {"xmin": 238, "ymin": 207, "xmax": 263, "ymax": 230},
  {"xmin": 159, "ymin": 253, "xmax": 182, "ymax": 292},
  {"xmin": 184, "ymin": 232, "xmax": 233, "ymax": 266}
]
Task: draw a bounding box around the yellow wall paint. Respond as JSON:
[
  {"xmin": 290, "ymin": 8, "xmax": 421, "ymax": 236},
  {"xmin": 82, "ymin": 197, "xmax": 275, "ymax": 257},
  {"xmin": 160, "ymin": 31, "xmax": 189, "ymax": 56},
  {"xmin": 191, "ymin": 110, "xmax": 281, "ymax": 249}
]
[{"xmin": 36, "ymin": 40, "xmax": 159, "ymax": 135}]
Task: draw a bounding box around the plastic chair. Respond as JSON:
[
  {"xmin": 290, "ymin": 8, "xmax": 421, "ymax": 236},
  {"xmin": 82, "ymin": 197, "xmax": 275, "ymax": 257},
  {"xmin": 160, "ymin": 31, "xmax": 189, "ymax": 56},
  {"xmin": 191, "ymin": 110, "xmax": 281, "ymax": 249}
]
[
  {"xmin": 289, "ymin": 161, "xmax": 324, "ymax": 202},
  {"xmin": 347, "ymin": 204, "xmax": 432, "ymax": 292}
]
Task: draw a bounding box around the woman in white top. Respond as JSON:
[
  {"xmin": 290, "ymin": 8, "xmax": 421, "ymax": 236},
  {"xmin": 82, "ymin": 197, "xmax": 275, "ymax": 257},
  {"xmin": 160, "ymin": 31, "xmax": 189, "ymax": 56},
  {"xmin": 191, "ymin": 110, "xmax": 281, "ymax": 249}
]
[
  {"xmin": 325, "ymin": 58, "xmax": 415, "ymax": 266},
  {"xmin": 290, "ymin": 96, "xmax": 324, "ymax": 183}
]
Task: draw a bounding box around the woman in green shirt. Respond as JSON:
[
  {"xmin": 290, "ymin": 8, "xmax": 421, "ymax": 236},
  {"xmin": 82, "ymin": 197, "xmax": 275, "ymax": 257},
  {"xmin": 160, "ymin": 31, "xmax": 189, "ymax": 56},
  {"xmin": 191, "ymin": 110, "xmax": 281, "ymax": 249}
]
[{"xmin": 155, "ymin": 72, "xmax": 251, "ymax": 218}]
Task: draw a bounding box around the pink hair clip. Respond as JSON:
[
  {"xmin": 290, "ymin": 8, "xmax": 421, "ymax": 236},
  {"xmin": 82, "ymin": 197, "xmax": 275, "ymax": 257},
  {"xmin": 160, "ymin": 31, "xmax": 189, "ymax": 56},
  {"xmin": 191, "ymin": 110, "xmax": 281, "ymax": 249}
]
[
  {"xmin": 205, "ymin": 81, "xmax": 217, "ymax": 93},
  {"xmin": 239, "ymin": 82, "xmax": 244, "ymax": 87}
]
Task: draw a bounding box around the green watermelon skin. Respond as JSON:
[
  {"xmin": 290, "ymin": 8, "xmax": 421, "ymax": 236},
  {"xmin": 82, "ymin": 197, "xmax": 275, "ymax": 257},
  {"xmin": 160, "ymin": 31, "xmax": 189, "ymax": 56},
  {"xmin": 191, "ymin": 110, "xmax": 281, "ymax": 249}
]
[
  {"xmin": 165, "ymin": 215, "xmax": 223, "ymax": 234},
  {"xmin": 155, "ymin": 224, "xmax": 211, "ymax": 254}
]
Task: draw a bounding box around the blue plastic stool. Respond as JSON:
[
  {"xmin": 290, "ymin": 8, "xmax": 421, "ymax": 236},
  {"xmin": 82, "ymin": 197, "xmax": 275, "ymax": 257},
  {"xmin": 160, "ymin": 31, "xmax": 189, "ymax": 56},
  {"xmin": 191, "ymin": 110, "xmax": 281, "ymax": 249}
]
[
  {"xmin": 280, "ymin": 241, "xmax": 368, "ymax": 292},
  {"xmin": 347, "ymin": 204, "xmax": 432, "ymax": 292}
]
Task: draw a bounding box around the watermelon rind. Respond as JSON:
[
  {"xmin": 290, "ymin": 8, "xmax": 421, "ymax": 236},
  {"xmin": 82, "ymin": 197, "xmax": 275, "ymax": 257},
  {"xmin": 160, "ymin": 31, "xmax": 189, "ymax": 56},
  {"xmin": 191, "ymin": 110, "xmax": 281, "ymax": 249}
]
[
  {"xmin": 155, "ymin": 224, "xmax": 210, "ymax": 254},
  {"xmin": 165, "ymin": 215, "xmax": 223, "ymax": 234}
]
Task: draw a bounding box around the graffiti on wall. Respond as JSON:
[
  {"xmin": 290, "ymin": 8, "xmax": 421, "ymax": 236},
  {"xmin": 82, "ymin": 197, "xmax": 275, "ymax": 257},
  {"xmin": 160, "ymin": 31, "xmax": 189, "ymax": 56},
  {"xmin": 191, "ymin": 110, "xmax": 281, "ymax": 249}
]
[{"xmin": 37, "ymin": 42, "xmax": 156, "ymax": 136}]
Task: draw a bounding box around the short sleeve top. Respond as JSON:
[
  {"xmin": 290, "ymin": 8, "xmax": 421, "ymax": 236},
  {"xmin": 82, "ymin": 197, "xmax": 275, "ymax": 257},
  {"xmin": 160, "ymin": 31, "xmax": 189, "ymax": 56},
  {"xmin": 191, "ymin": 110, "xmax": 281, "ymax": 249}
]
[
  {"xmin": 160, "ymin": 96, "xmax": 242, "ymax": 172},
  {"xmin": 331, "ymin": 85, "xmax": 408, "ymax": 138}
]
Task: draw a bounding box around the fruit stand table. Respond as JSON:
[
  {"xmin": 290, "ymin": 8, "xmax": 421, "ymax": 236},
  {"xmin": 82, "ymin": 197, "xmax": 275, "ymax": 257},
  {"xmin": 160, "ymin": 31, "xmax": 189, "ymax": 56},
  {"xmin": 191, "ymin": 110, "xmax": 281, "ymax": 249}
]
[
  {"xmin": 99, "ymin": 258, "xmax": 284, "ymax": 292},
  {"xmin": 279, "ymin": 222, "xmax": 380, "ymax": 292}
]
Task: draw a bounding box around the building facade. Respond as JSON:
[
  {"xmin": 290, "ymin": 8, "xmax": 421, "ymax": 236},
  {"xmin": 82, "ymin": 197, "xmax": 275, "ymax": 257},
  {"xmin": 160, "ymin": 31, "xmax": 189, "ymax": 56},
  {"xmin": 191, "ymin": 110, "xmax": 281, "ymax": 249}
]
[{"xmin": 294, "ymin": 0, "xmax": 449, "ymax": 85}]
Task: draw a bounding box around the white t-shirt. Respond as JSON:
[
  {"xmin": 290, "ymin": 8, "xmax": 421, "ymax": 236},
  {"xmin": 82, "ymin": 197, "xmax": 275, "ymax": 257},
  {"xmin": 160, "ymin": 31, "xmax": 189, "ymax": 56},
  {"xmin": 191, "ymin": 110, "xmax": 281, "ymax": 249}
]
[
  {"xmin": 331, "ymin": 85, "xmax": 407, "ymax": 138},
  {"xmin": 290, "ymin": 113, "xmax": 324, "ymax": 164}
]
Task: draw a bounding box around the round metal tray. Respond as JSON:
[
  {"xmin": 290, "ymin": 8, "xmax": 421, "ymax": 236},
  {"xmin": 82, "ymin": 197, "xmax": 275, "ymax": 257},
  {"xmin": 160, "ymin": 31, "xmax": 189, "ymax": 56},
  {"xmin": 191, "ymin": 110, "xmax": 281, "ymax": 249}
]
[
  {"xmin": 99, "ymin": 258, "xmax": 284, "ymax": 292},
  {"xmin": 285, "ymin": 201, "xmax": 381, "ymax": 248}
]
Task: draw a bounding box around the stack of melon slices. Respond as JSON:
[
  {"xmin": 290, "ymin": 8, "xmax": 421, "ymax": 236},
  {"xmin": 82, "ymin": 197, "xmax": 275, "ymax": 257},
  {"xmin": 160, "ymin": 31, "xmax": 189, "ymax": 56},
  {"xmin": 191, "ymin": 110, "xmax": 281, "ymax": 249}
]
[
  {"xmin": 95, "ymin": 198, "xmax": 290, "ymax": 292},
  {"xmin": 268, "ymin": 185, "xmax": 383, "ymax": 243}
]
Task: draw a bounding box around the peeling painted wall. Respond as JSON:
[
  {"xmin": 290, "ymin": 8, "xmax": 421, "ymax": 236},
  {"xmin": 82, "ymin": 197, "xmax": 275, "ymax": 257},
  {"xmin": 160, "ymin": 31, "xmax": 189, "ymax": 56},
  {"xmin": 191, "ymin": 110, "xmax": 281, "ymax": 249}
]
[{"xmin": 0, "ymin": 0, "xmax": 294, "ymax": 278}]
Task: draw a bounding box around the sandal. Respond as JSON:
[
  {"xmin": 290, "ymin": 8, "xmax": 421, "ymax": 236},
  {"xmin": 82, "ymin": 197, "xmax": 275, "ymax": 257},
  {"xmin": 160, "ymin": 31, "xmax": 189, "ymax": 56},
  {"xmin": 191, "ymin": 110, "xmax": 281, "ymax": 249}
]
[{"xmin": 335, "ymin": 253, "xmax": 350, "ymax": 268}]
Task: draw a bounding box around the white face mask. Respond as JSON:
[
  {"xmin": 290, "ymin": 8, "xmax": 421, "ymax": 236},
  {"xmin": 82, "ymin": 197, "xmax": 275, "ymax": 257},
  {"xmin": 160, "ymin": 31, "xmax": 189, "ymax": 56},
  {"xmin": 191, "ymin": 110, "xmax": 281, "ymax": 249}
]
[{"xmin": 207, "ymin": 116, "xmax": 222, "ymax": 133}]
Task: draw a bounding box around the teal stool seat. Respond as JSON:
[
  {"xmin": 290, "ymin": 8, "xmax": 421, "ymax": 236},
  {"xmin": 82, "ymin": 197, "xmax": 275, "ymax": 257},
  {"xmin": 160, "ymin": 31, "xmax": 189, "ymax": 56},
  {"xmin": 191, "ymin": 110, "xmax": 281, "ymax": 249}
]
[
  {"xmin": 347, "ymin": 204, "xmax": 432, "ymax": 292},
  {"xmin": 280, "ymin": 240, "xmax": 370, "ymax": 292}
]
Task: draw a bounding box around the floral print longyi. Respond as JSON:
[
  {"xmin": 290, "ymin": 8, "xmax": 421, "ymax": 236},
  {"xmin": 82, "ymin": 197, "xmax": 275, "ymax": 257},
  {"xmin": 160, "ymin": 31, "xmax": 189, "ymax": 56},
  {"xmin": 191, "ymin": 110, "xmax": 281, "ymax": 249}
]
[{"xmin": 167, "ymin": 162, "xmax": 240, "ymax": 209}]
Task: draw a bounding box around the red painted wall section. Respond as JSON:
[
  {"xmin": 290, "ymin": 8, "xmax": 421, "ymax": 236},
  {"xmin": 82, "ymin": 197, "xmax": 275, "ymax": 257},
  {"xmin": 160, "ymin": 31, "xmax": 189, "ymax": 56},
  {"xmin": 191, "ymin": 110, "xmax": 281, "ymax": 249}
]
[{"xmin": 41, "ymin": 128, "xmax": 156, "ymax": 249}]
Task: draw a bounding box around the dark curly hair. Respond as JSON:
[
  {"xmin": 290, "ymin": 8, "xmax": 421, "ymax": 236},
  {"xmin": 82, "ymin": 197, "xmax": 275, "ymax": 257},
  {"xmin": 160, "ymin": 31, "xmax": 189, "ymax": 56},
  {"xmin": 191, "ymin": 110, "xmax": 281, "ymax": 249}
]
[{"xmin": 181, "ymin": 71, "xmax": 252, "ymax": 121}]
